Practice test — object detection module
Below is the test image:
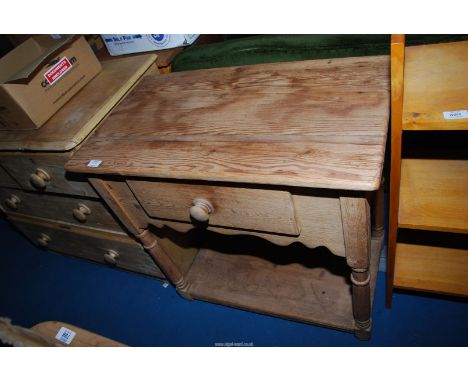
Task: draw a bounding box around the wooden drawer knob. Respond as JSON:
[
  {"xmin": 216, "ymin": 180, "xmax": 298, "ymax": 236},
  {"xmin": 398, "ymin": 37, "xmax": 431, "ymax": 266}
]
[
  {"xmin": 29, "ymin": 168, "xmax": 51, "ymax": 190},
  {"xmin": 4, "ymin": 194, "xmax": 21, "ymax": 210},
  {"xmin": 189, "ymin": 198, "xmax": 214, "ymax": 222},
  {"xmin": 73, "ymin": 203, "xmax": 91, "ymax": 223},
  {"xmin": 37, "ymin": 233, "xmax": 51, "ymax": 249},
  {"xmin": 103, "ymin": 249, "xmax": 119, "ymax": 265}
]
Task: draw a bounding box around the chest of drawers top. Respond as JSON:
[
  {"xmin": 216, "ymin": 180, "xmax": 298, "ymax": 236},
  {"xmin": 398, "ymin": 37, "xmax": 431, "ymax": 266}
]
[
  {"xmin": 66, "ymin": 55, "xmax": 390, "ymax": 191},
  {"xmin": 0, "ymin": 55, "xmax": 157, "ymax": 197},
  {"xmin": 0, "ymin": 54, "xmax": 157, "ymax": 153}
]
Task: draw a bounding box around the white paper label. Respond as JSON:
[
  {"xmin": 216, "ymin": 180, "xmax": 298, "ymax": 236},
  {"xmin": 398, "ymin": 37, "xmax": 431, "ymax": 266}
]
[
  {"xmin": 443, "ymin": 110, "xmax": 468, "ymax": 120},
  {"xmin": 87, "ymin": 159, "xmax": 102, "ymax": 168},
  {"xmin": 55, "ymin": 327, "xmax": 76, "ymax": 344}
]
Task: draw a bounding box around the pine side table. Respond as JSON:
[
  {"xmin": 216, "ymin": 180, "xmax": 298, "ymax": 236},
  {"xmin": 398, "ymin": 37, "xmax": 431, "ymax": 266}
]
[{"xmin": 66, "ymin": 56, "xmax": 390, "ymax": 339}]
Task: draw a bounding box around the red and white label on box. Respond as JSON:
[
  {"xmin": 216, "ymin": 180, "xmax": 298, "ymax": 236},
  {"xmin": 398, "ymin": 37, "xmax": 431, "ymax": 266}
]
[{"xmin": 43, "ymin": 57, "xmax": 72, "ymax": 85}]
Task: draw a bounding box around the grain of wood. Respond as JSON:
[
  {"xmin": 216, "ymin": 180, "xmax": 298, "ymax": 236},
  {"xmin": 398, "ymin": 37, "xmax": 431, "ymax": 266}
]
[
  {"xmin": 403, "ymin": 41, "xmax": 468, "ymax": 131},
  {"xmin": 89, "ymin": 179, "xmax": 147, "ymax": 235},
  {"xmin": 0, "ymin": 318, "xmax": 55, "ymax": 346},
  {"xmin": 65, "ymin": 56, "xmax": 390, "ymax": 191},
  {"xmin": 90, "ymin": 179, "xmax": 199, "ymax": 276},
  {"xmin": 9, "ymin": 213, "xmax": 164, "ymax": 279},
  {"xmin": 0, "ymin": 153, "xmax": 98, "ymax": 198},
  {"xmin": 31, "ymin": 321, "xmax": 126, "ymax": 347},
  {"xmin": 89, "ymin": 179, "xmax": 188, "ymax": 288},
  {"xmin": 152, "ymin": 229, "xmax": 199, "ymax": 278},
  {"xmin": 0, "ymin": 165, "xmax": 19, "ymax": 188},
  {"xmin": 0, "ymin": 55, "xmax": 157, "ymax": 152},
  {"xmin": 140, "ymin": 192, "xmax": 347, "ymax": 256},
  {"xmin": 186, "ymin": 236, "xmax": 382, "ymax": 332},
  {"xmin": 0, "ymin": 188, "xmax": 124, "ymax": 233},
  {"xmin": 0, "ymin": 318, "xmax": 126, "ymax": 347},
  {"xmin": 339, "ymin": 196, "xmax": 372, "ymax": 336},
  {"xmin": 67, "ymin": 140, "xmax": 387, "ymax": 191},
  {"xmin": 394, "ymin": 243, "xmax": 468, "ymax": 296},
  {"xmin": 0, "ymin": 55, "xmax": 166, "ymax": 288},
  {"xmin": 64, "ymin": 56, "xmax": 389, "ymax": 334},
  {"xmin": 128, "ymin": 180, "xmax": 300, "ymax": 235},
  {"xmin": 340, "ymin": 197, "xmax": 371, "ymax": 269},
  {"xmin": 399, "ymin": 159, "xmax": 468, "ymax": 234}
]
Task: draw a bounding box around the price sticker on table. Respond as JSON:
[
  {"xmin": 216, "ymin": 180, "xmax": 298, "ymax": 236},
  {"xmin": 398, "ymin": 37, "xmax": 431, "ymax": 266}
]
[
  {"xmin": 55, "ymin": 326, "xmax": 76, "ymax": 345},
  {"xmin": 87, "ymin": 159, "xmax": 102, "ymax": 168}
]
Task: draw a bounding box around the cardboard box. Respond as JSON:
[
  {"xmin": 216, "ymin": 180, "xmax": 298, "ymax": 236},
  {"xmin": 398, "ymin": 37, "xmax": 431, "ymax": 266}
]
[
  {"xmin": 101, "ymin": 34, "xmax": 199, "ymax": 56},
  {"xmin": 0, "ymin": 35, "xmax": 102, "ymax": 130}
]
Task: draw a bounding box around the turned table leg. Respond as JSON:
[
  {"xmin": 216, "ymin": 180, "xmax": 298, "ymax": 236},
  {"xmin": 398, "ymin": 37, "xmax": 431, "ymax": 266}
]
[
  {"xmin": 135, "ymin": 229, "xmax": 191, "ymax": 299},
  {"xmin": 89, "ymin": 178, "xmax": 192, "ymax": 300},
  {"xmin": 350, "ymin": 268, "xmax": 371, "ymax": 339},
  {"xmin": 340, "ymin": 196, "xmax": 372, "ymax": 340}
]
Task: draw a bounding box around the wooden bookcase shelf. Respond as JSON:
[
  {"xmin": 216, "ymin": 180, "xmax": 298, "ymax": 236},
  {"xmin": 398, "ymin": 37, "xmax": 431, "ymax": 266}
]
[
  {"xmin": 394, "ymin": 243, "xmax": 468, "ymax": 297},
  {"xmin": 387, "ymin": 36, "xmax": 468, "ymax": 306},
  {"xmin": 399, "ymin": 159, "xmax": 468, "ymax": 234},
  {"xmin": 402, "ymin": 40, "xmax": 468, "ymax": 132}
]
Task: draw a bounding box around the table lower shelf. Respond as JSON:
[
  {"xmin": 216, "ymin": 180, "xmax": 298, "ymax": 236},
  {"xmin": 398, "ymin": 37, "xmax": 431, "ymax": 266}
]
[{"xmin": 186, "ymin": 235, "xmax": 382, "ymax": 332}]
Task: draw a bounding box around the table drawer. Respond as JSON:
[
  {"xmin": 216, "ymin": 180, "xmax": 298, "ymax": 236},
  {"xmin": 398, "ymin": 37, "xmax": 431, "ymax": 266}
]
[
  {"xmin": 0, "ymin": 188, "xmax": 124, "ymax": 233},
  {"xmin": 0, "ymin": 165, "xmax": 19, "ymax": 189},
  {"xmin": 9, "ymin": 214, "xmax": 164, "ymax": 279},
  {"xmin": 127, "ymin": 180, "xmax": 300, "ymax": 236},
  {"xmin": 0, "ymin": 154, "xmax": 98, "ymax": 198}
]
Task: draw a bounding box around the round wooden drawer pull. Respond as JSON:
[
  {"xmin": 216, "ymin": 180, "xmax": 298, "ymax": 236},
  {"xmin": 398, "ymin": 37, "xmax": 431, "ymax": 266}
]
[
  {"xmin": 73, "ymin": 203, "xmax": 92, "ymax": 223},
  {"xmin": 189, "ymin": 198, "xmax": 214, "ymax": 222},
  {"xmin": 37, "ymin": 233, "xmax": 51, "ymax": 249},
  {"xmin": 29, "ymin": 168, "xmax": 51, "ymax": 190},
  {"xmin": 5, "ymin": 194, "xmax": 21, "ymax": 210},
  {"xmin": 104, "ymin": 249, "xmax": 119, "ymax": 265}
]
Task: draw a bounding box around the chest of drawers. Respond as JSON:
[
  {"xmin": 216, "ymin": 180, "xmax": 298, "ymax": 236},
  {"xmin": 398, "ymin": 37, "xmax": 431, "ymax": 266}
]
[
  {"xmin": 66, "ymin": 56, "xmax": 390, "ymax": 339},
  {"xmin": 0, "ymin": 54, "xmax": 164, "ymax": 279}
]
